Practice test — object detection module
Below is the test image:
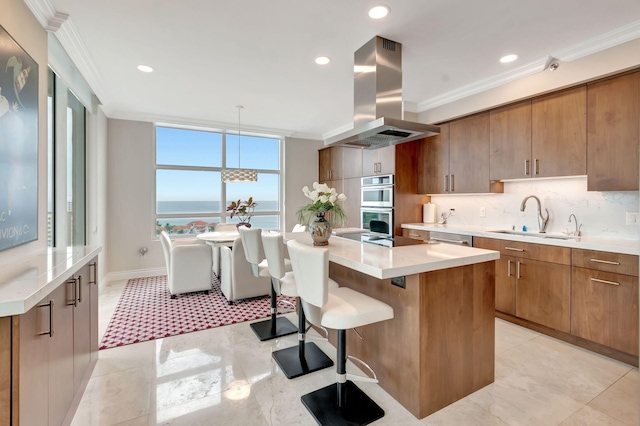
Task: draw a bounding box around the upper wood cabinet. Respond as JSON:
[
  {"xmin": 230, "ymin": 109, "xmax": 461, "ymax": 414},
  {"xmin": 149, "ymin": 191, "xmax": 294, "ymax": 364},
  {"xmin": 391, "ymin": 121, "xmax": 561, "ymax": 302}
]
[
  {"xmin": 490, "ymin": 86, "xmax": 586, "ymax": 180},
  {"xmin": 419, "ymin": 116, "xmax": 500, "ymax": 194},
  {"xmin": 449, "ymin": 112, "xmax": 498, "ymax": 193},
  {"xmin": 490, "ymin": 101, "xmax": 532, "ymax": 180},
  {"xmin": 587, "ymin": 71, "xmax": 640, "ymax": 191},
  {"xmin": 319, "ymin": 146, "xmax": 363, "ymax": 182},
  {"xmin": 319, "ymin": 147, "xmax": 342, "ymax": 182},
  {"xmin": 418, "ymin": 123, "xmax": 450, "ymax": 194},
  {"xmin": 362, "ymin": 145, "xmax": 395, "ymax": 176},
  {"xmin": 532, "ymin": 86, "xmax": 587, "ymax": 178}
]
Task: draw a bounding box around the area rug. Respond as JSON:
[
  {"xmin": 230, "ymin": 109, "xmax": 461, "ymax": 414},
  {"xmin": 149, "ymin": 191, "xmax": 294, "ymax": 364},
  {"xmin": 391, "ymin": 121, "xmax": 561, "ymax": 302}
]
[{"xmin": 99, "ymin": 275, "xmax": 295, "ymax": 350}]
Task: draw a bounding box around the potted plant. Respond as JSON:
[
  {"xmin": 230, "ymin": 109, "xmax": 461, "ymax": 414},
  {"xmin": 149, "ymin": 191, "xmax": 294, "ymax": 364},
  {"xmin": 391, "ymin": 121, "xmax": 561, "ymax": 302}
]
[
  {"xmin": 226, "ymin": 197, "xmax": 258, "ymax": 228},
  {"xmin": 297, "ymin": 182, "xmax": 347, "ymax": 246}
]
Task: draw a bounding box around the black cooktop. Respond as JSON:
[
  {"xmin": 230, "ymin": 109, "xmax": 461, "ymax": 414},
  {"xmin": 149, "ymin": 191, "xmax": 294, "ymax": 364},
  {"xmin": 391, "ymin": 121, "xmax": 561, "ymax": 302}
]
[{"xmin": 338, "ymin": 233, "xmax": 427, "ymax": 248}]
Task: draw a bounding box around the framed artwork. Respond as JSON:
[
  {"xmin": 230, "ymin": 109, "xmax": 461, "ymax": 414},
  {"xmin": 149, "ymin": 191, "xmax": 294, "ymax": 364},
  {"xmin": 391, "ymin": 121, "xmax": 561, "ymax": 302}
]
[{"xmin": 0, "ymin": 24, "xmax": 38, "ymax": 252}]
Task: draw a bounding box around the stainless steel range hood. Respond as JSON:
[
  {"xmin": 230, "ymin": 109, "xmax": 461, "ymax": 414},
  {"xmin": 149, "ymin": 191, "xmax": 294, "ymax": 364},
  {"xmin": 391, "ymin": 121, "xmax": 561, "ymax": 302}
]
[{"xmin": 325, "ymin": 36, "xmax": 439, "ymax": 149}]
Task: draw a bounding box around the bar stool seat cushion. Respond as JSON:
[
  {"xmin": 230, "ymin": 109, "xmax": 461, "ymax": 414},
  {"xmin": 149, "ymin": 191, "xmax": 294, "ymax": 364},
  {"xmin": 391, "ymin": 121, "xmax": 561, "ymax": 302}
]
[
  {"xmin": 279, "ymin": 272, "xmax": 339, "ymax": 298},
  {"xmin": 320, "ymin": 287, "xmax": 394, "ymax": 330}
]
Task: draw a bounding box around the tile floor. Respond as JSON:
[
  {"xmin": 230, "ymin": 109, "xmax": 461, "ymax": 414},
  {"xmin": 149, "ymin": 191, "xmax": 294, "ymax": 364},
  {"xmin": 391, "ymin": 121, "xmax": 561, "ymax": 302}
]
[{"xmin": 72, "ymin": 279, "xmax": 639, "ymax": 426}]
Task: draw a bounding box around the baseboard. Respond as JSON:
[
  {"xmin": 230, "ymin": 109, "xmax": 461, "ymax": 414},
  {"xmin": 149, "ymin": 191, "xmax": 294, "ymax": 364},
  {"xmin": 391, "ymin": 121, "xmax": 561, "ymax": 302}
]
[{"xmin": 103, "ymin": 267, "xmax": 167, "ymax": 286}]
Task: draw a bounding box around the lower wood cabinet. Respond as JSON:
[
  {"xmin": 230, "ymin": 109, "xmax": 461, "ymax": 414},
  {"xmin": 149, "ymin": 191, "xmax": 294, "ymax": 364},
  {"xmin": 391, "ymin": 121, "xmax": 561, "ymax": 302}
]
[
  {"xmin": 515, "ymin": 258, "xmax": 571, "ymax": 333},
  {"xmin": 2, "ymin": 257, "xmax": 98, "ymax": 426}
]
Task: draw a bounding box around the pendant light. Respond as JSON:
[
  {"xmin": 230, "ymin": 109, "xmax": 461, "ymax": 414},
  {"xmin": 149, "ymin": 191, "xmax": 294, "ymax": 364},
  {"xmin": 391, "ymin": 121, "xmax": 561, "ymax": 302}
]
[{"xmin": 221, "ymin": 105, "xmax": 258, "ymax": 183}]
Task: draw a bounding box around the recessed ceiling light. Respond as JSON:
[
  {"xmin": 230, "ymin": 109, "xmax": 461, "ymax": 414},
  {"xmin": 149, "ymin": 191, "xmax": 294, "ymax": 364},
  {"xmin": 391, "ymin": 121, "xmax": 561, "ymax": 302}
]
[
  {"xmin": 368, "ymin": 5, "xmax": 390, "ymax": 19},
  {"xmin": 315, "ymin": 56, "xmax": 331, "ymax": 65},
  {"xmin": 137, "ymin": 64, "xmax": 153, "ymax": 73},
  {"xmin": 499, "ymin": 54, "xmax": 518, "ymax": 64}
]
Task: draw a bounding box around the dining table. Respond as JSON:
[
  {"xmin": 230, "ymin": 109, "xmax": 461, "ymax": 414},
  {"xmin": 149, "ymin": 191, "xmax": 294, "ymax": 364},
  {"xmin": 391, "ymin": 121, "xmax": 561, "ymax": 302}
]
[{"xmin": 196, "ymin": 231, "xmax": 240, "ymax": 247}]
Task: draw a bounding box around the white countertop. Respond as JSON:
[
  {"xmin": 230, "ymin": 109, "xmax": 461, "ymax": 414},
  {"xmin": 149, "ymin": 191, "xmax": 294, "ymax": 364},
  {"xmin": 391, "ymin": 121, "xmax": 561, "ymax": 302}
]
[
  {"xmin": 401, "ymin": 223, "xmax": 640, "ymax": 256},
  {"xmin": 284, "ymin": 232, "xmax": 499, "ymax": 280},
  {"xmin": 0, "ymin": 245, "xmax": 102, "ymax": 316}
]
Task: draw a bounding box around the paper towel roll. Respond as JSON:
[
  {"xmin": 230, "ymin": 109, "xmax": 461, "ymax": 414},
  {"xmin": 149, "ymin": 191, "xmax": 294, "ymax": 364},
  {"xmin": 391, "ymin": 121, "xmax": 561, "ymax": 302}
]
[{"xmin": 423, "ymin": 203, "xmax": 436, "ymax": 223}]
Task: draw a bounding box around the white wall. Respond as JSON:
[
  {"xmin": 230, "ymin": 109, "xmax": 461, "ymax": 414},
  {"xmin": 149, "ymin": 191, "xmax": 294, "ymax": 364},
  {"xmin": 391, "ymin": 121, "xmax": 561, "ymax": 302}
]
[
  {"xmin": 0, "ymin": 0, "xmax": 48, "ymax": 266},
  {"xmin": 284, "ymin": 137, "xmax": 324, "ymax": 232},
  {"xmin": 428, "ymin": 177, "xmax": 639, "ymax": 239},
  {"xmin": 105, "ymin": 120, "xmax": 323, "ymax": 276}
]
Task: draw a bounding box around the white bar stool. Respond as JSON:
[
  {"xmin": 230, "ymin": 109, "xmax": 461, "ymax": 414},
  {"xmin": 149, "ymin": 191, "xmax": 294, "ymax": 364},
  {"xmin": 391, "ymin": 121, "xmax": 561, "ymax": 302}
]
[
  {"xmin": 262, "ymin": 233, "xmax": 335, "ymax": 379},
  {"xmin": 238, "ymin": 227, "xmax": 297, "ymax": 341},
  {"xmin": 287, "ymin": 239, "xmax": 394, "ymax": 426}
]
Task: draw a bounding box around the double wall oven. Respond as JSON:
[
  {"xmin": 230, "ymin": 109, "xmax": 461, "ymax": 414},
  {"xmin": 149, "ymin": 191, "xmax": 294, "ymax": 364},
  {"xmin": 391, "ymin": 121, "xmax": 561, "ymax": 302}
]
[{"xmin": 361, "ymin": 174, "xmax": 393, "ymax": 237}]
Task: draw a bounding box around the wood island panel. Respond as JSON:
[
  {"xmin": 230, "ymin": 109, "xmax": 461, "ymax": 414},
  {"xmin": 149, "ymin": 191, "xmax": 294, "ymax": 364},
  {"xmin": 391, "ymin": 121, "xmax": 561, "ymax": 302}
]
[
  {"xmin": 328, "ymin": 260, "xmax": 496, "ymax": 419},
  {"xmin": 0, "ymin": 317, "xmax": 10, "ymax": 426}
]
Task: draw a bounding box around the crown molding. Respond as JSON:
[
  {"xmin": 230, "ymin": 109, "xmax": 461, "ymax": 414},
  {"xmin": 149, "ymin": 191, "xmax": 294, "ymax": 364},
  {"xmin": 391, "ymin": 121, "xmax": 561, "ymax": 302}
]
[
  {"xmin": 417, "ymin": 20, "xmax": 640, "ymax": 113},
  {"xmin": 553, "ymin": 19, "xmax": 640, "ymax": 62},
  {"xmin": 24, "ymin": 0, "xmax": 108, "ymax": 105},
  {"xmin": 321, "ymin": 121, "xmax": 354, "ymax": 141},
  {"xmin": 107, "ymin": 110, "xmax": 298, "ymax": 139},
  {"xmin": 417, "ymin": 57, "xmax": 548, "ymax": 112}
]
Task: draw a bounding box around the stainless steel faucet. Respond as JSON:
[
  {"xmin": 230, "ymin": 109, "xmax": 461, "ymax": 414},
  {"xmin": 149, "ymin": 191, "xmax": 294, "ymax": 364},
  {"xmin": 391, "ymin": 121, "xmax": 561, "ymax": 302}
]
[
  {"xmin": 520, "ymin": 195, "xmax": 549, "ymax": 233},
  {"xmin": 568, "ymin": 214, "xmax": 582, "ymax": 236}
]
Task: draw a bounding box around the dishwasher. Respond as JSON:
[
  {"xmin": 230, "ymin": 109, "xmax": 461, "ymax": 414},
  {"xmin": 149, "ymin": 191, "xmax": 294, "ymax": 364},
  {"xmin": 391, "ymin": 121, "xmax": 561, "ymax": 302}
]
[{"xmin": 428, "ymin": 231, "xmax": 473, "ymax": 246}]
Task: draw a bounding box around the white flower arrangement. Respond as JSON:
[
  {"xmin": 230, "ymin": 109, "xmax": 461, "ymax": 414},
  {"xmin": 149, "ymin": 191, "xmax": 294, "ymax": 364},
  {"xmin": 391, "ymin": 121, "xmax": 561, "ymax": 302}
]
[{"xmin": 297, "ymin": 182, "xmax": 347, "ymax": 226}]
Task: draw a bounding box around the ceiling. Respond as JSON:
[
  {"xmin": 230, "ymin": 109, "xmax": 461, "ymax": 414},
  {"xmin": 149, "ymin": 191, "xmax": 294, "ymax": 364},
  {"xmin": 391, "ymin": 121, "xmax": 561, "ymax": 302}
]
[{"xmin": 31, "ymin": 0, "xmax": 640, "ymax": 140}]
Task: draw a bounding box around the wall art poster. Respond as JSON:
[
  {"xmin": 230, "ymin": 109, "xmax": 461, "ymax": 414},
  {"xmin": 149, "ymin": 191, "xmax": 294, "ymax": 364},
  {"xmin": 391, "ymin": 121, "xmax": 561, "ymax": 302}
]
[{"xmin": 0, "ymin": 25, "xmax": 38, "ymax": 251}]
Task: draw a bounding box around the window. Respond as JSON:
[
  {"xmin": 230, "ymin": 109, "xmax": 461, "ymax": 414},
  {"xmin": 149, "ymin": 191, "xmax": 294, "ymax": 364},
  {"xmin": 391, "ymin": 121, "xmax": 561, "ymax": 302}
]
[
  {"xmin": 155, "ymin": 126, "xmax": 282, "ymax": 235},
  {"xmin": 47, "ymin": 68, "xmax": 86, "ymax": 247}
]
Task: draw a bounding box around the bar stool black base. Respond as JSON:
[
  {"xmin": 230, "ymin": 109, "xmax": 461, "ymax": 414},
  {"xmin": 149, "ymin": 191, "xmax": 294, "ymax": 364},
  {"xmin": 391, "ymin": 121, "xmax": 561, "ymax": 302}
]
[
  {"xmin": 301, "ymin": 380, "xmax": 385, "ymax": 426},
  {"xmin": 272, "ymin": 342, "xmax": 334, "ymax": 379},
  {"xmin": 250, "ymin": 316, "xmax": 297, "ymax": 341}
]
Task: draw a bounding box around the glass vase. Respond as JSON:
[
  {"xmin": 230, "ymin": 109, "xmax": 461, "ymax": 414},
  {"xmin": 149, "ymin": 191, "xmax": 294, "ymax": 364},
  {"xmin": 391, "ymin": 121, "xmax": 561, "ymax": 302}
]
[{"xmin": 309, "ymin": 212, "xmax": 332, "ymax": 246}]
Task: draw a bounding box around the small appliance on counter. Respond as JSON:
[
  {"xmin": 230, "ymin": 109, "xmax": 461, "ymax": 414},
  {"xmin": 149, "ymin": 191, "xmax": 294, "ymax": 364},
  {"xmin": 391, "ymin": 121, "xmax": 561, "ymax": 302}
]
[{"xmin": 423, "ymin": 203, "xmax": 436, "ymax": 223}]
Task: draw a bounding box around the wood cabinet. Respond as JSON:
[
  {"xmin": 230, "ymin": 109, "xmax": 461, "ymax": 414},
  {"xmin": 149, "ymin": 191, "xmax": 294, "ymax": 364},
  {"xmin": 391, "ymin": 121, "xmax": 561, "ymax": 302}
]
[
  {"xmin": 318, "ymin": 147, "xmax": 342, "ymax": 182},
  {"xmin": 473, "ymin": 237, "xmax": 571, "ymax": 332},
  {"xmin": 420, "ymin": 115, "xmax": 501, "ymax": 194},
  {"xmin": 587, "ymin": 71, "xmax": 640, "ymax": 191},
  {"xmin": 1, "ymin": 257, "xmax": 99, "ymax": 425},
  {"xmin": 571, "ymin": 249, "xmax": 639, "ymax": 356},
  {"xmin": 0, "ymin": 317, "xmax": 12, "ymax": 426},
  {"xmin": 319, "ymin": 146, "xmax": 363, "ymax": 182},
  {"xmin": 362, "ymin": 145, "xmax": 395, "ymax": 176},
  {"xmin": 532, "ymin": 86, "xmax": 587, "ymax": 178},
  {"xmin": 402, "ymin": 228, "xmax": 430, "ymax": 241},
  {"xmin": 490, "ymin": 101, "xmax": 532, "ymax": 180},
  {"xmin": 490, "ymin": 86, "xmax": 586, "ymax": 180},
  {"xmin": 342, "ymin": 177, "xmax": 361, "ymax": 228}
]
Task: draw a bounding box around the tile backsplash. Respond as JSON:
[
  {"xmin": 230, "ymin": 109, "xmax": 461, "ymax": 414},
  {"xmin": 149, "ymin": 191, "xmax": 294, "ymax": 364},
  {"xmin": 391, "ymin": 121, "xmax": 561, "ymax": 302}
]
[{"xmin": 429, "ymin": 177, "xmax": 639, "ymax": 239}]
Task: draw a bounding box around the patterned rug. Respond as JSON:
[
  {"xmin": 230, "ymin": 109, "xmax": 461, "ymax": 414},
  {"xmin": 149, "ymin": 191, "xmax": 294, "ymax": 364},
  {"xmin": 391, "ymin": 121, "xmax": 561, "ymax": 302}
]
[{"xmin": 99, "ymin": 274, "xmax": 295, "ymax": 350}]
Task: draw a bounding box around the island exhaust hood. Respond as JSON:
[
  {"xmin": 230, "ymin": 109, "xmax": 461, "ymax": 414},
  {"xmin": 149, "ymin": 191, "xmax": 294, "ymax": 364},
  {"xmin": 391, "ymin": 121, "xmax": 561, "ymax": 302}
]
[{"xmin": 325, "ymin": 36, "xmax": 439, "ymax": 149}]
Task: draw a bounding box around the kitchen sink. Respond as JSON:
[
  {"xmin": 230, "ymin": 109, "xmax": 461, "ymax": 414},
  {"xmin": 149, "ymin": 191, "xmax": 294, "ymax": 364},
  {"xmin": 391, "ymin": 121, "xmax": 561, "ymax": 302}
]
[{"xmin": 488, "ymin": 230, "xmax": 578, "ymax": 240}]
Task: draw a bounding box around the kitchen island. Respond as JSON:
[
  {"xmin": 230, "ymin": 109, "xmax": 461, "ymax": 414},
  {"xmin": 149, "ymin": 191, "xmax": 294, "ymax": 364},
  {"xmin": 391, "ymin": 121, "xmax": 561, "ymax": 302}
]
[{"xmin": 284, "ymin": 232, "xmax": 499, "ymax": 419}]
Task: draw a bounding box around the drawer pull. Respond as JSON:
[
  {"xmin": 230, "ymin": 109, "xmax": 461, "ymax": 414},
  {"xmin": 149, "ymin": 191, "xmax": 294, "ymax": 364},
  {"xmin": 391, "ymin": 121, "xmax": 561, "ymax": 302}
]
[
  {"xmin": 431, "ymin": 237, "xmax": 468, "ymax": 245},
  {"xmin": 589, "ymin": 258, "xmax": 620, "ymax": 266},
  {"xmin": 590, "ymin": 278, "xmax": 620, "ymax": 286},
  {"xmin": 38, "ymin": 300, "xmax": 54, "ymax": 337},
  {"xmin": 408, "ymin": 233, "xmax": 420, "ymax": 237},
  {"xmin": 505, "ymin": 247, "xmax": 524, "ymax": 252}
]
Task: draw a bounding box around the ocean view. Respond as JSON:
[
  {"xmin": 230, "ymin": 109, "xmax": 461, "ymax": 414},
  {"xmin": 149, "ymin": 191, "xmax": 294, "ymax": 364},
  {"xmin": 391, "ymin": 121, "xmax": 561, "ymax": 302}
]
[{"xmin": 156, "ymin": 200, "xmax": 280, "ymax": 232}]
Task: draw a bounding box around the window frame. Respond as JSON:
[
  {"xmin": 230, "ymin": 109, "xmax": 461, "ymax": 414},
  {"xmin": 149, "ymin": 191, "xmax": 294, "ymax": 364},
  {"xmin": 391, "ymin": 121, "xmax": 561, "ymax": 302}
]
[{"xmin": 153, "ymin": 124, "xmax": 283, "ymax": 237}]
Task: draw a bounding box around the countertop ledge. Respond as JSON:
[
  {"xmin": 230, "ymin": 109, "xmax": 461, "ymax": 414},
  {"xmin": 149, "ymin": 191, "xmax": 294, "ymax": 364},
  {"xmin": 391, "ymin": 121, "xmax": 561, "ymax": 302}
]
[
  {"xmin": 0, "ymin": 245, "xmax": 102, "ymax": 317},
  {"xmin": 401, "ymin": 224, "xmax": 639, "ymax": 256},
  {"xmin": 284, "ymin": 232, "xmax": 499, "ymax": 280}
]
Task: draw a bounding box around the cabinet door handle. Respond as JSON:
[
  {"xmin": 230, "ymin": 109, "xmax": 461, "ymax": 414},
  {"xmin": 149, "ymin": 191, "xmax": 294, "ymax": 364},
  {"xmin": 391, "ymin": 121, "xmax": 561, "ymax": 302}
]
[
  {"xmin": 450, "ymin": 174, "xmax": 454, "ymax": 192},
  {"xmin": 590, "ymin": 277, "xmax": 620, "ymax": 286},
  {"xmin": 68, "ymin": 277, "xmax": 78, "ymax": 307},
  {"xmin": 328, "ymin": 169, "xmax": 332, "ymax": 180},
  {"xmin": 516, "ymin": 261, "xmax": 521, "ymax": 279},
  {"xmin": 38, "ymin": 299, "xmax": 54, "ymax": 337},
  {"xmin": 507, "ymin": 259, "xmax": 512, "ymax": 277},
  {"xmin": 89, "ymin": 262, "xmax": 97, "ymax": 285},
  {"xmin": 534, "ymin": 158, "xmax": 539, "ymax": 175},
  {"xmin": 525, "ymin": 159, "xmax": 530, "ymax": 176},
  {"xmin": 77, "ymin": 275, "xmax": 83, "ymax": 304},
  {"xmin": 589, "ymin": 258, "xmax": 620, "ymax": 266},
  {"xmin": 444, "ymin": 175, "xmax": 449, "ymax": 192},
  {"xmin": 505, "ymin": 247, "xmax": 524, "ymax": 252}
]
